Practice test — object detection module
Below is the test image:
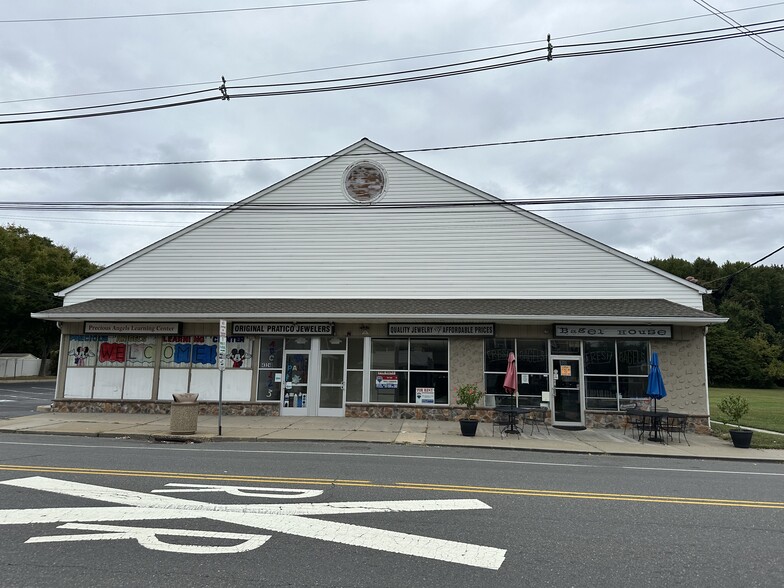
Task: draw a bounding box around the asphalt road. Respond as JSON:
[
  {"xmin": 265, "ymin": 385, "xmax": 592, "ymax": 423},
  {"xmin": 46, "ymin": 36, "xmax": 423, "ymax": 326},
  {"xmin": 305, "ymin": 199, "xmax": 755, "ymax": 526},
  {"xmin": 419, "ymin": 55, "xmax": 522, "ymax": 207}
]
[
  {"xmin": 0, "ymin": 435, "xmax": 782, "ymax": 587},
  {"xmin": 0, "ymin": 380, "xmax": 55, "ymax": 418}
]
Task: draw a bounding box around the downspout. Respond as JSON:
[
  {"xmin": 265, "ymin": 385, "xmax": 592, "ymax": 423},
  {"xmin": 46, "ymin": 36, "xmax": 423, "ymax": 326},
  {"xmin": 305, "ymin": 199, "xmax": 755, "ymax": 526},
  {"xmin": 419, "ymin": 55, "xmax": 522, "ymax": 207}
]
[{"xmin": 703, "ymin": 326, "xmax": 711, "ymax": 429}]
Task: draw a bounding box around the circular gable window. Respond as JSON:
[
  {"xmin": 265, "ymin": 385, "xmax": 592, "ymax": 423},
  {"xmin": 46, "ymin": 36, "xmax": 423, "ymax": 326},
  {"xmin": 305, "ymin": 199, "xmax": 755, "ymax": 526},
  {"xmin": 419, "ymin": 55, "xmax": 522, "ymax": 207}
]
[{"xmin": 343, "ymin": 160, "xmax": 388, "ymax": 204}]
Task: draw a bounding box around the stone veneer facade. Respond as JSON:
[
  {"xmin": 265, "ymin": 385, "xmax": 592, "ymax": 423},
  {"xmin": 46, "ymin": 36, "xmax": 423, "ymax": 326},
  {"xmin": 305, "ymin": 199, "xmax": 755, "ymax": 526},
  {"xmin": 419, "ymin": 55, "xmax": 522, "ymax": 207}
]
[{"xmin": 50, "ymin": 325, "xmax": 710, "ymax": 434}]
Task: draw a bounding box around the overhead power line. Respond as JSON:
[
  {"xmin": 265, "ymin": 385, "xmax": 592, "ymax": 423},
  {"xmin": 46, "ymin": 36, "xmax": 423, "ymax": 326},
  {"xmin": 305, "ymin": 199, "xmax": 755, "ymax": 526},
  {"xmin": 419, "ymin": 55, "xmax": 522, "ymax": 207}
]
[
  {"xmin": 701, "ymin": 243, "xmax": 784, "ymax": 285},
  {"xmin": 2, "ymin": 114, "xmax": 783, "ymax": 172},
  {"xmin": 0, "ymin": 0, "xmax": 369, "ymax": 23},
  {"xmin": 1, "ymin": 191, "xmax": 782, "ymax": 213},
  {"xmin": 1, "ymin": 18, "xmax": 783, "ymax": 125},
  {"xmin": 3, "ymin": 1, "xmax": 783, "ymax": 106},
  {"xmin": 693, "ymin": 0, "xmax": 784, "ymax": 59}
]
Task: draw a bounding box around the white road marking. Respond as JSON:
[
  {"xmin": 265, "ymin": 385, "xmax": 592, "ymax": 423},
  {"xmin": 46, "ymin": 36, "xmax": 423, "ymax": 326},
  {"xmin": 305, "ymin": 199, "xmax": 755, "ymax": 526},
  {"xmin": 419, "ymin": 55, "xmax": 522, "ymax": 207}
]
[
  {"xmin": 0, "ymin": 476, "xmax": 506, "ymax": 569},
  {"xmin": 152, "ymin": 483, "xmax": 324, "ymax": 499},
  {"xmin": 27, "ymin": 522, "xmax": 271, "ymax": 554}
]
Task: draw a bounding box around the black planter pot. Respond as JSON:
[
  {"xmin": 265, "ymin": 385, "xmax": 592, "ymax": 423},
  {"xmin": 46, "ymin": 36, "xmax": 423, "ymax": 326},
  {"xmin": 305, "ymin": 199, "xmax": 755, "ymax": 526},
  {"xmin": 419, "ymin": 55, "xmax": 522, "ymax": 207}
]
[
  {"xmin": 459, "ymin": 419, "xmax": 479, "ymax": 437},
  {"xmin": 729, "ymin": 429, "xmax": 753, "ymax": 448}
]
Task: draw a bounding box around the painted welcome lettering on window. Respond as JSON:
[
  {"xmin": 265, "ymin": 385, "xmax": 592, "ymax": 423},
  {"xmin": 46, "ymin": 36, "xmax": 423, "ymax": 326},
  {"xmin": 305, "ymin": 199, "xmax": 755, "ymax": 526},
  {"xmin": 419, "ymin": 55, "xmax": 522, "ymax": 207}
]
[
  {"xmin": 174, "ymin": 344, "xmax": 192, "ymax": 363},
  {"xmin": 192, "ymin": 344, "xmax": 217, "ymax": 365},
  {"xmin": 99, "ymin": 342, "xmax": 126, "ymax": 363}
]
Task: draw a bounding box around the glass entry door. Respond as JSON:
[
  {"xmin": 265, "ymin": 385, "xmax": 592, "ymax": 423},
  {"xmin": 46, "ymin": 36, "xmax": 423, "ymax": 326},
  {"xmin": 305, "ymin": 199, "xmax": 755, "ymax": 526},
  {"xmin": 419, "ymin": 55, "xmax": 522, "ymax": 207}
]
[
  {"xmin": 317, "ymin": 351, "xmax": 346, "ymax": 417},
  {"xmin": 281, "ymin": 352, "xmax": 309, "ymax": 415},
  {"xmin": 551, "ymin": 357, "xmax": 583, "ymax": 426}
]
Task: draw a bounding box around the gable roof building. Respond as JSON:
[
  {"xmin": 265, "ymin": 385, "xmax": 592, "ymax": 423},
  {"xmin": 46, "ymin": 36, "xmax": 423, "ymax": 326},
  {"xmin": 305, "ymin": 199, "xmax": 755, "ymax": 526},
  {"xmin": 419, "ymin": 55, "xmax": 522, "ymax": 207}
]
[{"xmin": 35, "ymin": 139, "xmax": 725, "ymax": 431}]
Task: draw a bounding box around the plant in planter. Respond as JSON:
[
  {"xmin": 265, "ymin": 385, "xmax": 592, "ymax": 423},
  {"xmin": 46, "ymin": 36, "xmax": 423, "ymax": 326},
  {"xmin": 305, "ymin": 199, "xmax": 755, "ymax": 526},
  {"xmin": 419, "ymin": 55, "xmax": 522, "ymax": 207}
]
[
  {"xmin": 455, "ymin": 383, "xmax": 484, "ymax": 437},
  {"xmin": 716, "ymin": 394, "xmax": 753, "ymax": 448}
]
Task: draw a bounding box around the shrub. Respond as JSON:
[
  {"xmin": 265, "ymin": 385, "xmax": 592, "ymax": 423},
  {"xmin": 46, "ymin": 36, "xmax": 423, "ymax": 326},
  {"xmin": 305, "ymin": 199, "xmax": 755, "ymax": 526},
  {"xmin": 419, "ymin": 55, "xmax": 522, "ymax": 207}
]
[
  {"xmin": 716, "ymin": 394, "xmax": 750, "ymax": 429},
  {"xmin": 455, "ymin": 383, "xmax": 483, "ymax": 410}
]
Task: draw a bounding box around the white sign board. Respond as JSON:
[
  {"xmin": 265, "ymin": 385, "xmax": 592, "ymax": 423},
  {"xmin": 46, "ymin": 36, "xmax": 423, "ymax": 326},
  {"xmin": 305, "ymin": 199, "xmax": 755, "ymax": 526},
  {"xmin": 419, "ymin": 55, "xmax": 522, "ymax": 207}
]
[
  {"xmin": 388, "ymin": 324, "xmax": 494, "ymax": 337},
  {"xmin": 554, "ymin": 325, "xmax": 672, "ymax": 338},
  {"xmin": 219, "ymin": 320, "xmax": 227, "ymax": 371},
  {"xmin": 233, "ymin": 323, "xmax": 334, "ymax": 335},
  {"xmin": 415, "ymin": 387, "xmax": 435, "ymax": 404},
  {"xmin": 84, "ymin": 322, "xmax": 180, "ymax": 335}
]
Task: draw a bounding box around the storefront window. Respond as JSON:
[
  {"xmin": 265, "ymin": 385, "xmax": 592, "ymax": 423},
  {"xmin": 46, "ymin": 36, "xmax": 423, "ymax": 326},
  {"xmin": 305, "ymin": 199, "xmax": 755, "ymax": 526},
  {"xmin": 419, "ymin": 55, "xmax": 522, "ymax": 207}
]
[
  {"xmin": 370, "ymin": 339, "xmax": 448, "ymax": 404},
  {"xmin": 226, "ymin": 337, "xmax": 253, "ymax": 369},
  {"xmin": 161, "ymin": 336, "xmax": 193, "ymax": 369},
  {"xmin": 65, "ymin": 334, "xmax": 156, "ymax": 401},
  {"xmin": 346, "ymin": 338, "xmax": 364, "ymax": 402},
  {"xmin": 584, "ymin": 340, "xmax": 649, "ymax": 410},
  {"xmin": 484, "ymin": 339, "xmax": 549, "ymax": 407},
  {"xmin": 68, "ymin": 335, "xmax": 101, "ymax": 367},
  {"xmin": 550, "ymin": 339, "xmax": 581, "ymax": 355},
  {"xmin": 257, "ymin": 337, "xmax": 283, "ymax": 401},
  {"xmin": 618, "ymin": 341, "xmax": 649, "ymax": 376}
]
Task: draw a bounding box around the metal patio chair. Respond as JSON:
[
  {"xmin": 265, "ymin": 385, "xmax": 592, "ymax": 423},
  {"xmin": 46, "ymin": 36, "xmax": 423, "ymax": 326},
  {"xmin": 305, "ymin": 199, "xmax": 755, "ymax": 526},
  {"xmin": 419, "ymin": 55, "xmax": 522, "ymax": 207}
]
[{"xmin": 661, "ymin": 412, "xmax": 690, "ymax": 445}]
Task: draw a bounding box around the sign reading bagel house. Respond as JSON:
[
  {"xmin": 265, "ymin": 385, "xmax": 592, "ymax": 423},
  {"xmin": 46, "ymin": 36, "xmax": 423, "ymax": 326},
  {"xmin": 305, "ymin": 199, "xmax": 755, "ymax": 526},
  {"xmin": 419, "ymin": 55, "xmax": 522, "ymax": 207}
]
[
  {"xmin": 554, "ymin": 325, "xmax": 672, "ymax": 338},
  {"xmin": 387, "ymin": 324, "xmax": 495, "ymax": 336},
  {"xmin": 232, "ymin": 323, "xmax": 334, "ymax": 335}
]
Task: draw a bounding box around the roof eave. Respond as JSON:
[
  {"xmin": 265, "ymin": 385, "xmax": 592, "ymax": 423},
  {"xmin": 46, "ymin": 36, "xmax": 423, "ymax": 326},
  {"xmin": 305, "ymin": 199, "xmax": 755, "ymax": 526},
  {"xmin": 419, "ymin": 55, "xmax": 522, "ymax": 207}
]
[{"xmin": 32, "ymin": 310, "xmax": 728, "ymax": 326}]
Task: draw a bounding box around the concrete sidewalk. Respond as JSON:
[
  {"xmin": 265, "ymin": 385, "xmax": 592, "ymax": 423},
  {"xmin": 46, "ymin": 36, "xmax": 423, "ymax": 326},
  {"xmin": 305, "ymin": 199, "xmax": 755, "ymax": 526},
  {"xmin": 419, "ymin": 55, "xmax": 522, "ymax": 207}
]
[{"xmin": 2, "ymin": 411, "xmax": 783, "ymax": 462}]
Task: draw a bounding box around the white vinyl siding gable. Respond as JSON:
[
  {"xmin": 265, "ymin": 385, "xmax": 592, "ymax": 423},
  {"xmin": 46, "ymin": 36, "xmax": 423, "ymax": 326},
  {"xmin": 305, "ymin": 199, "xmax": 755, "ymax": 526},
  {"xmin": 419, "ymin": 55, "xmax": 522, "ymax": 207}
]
[{"xmin": 61, "ymin": 142, "xmax": 705, "ymax": 309}]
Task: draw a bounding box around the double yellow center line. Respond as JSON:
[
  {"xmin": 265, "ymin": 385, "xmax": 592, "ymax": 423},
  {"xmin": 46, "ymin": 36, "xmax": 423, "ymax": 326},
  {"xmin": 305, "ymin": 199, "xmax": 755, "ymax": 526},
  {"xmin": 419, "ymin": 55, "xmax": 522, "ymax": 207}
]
[{"xmin": 1, "ymin": 464, "xmax": 782, "ymax": 509}]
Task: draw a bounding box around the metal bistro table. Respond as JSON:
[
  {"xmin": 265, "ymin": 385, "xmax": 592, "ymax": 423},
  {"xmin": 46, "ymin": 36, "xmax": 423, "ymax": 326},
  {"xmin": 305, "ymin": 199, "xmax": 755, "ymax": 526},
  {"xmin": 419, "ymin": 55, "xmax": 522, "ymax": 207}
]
[
  {"xmin": 629, "ymin": 408, "xmax": 668, "ymax": 443},
  {"xmin": 495, "ymin": 405, "xmax": 527, "ymax": 437}
]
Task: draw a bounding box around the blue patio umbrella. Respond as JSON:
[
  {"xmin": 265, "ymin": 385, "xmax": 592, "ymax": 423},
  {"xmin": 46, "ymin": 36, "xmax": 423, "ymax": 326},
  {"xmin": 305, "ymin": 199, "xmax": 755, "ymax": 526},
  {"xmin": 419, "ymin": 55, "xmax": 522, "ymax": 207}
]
[{"xmin": 646, "ymin": 352, "xmax": 667, "ymax": 411}]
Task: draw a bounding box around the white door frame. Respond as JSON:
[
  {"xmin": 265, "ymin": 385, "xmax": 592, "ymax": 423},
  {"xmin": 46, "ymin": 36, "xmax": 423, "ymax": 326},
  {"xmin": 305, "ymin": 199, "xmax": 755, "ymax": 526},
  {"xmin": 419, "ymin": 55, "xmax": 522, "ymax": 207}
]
[{"xmin": 316, "ymin": 350, "xmax": 346, "ymax": 417}]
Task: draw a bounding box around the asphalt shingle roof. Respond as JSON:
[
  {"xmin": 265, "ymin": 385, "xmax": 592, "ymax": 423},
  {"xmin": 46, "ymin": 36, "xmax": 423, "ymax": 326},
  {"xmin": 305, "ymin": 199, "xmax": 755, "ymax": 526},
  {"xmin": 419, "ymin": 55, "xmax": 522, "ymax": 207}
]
[{"xmin": 33, "ymin": 298, "xmax": 725, "ymax": 325}]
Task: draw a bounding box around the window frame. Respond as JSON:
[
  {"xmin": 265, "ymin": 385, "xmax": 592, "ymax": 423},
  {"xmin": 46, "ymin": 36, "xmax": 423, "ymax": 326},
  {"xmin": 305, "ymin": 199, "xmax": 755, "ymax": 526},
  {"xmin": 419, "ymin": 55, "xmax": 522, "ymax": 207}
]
[{"xmin": 369, "ymin": 338, "xmax": 449, "ymax": 405}]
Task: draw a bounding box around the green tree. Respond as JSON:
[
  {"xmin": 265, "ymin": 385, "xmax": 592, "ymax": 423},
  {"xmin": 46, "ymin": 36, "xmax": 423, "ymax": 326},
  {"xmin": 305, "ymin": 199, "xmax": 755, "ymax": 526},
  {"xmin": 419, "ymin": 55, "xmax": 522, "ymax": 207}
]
[
  {"xmin": 0, "ymin": 225, "xmax": 101, "ymax": 374},
  {"xmin": 649, "ymin": 255, "xmax": 784, "ymax": 388}
]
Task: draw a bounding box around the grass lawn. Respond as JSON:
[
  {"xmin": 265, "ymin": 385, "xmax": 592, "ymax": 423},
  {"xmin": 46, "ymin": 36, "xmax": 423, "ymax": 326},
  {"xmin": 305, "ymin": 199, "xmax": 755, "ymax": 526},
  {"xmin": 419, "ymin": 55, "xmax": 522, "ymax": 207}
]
[{"xmin": 709, "ymin": 387, "xmax": 784, "ymax": 449}]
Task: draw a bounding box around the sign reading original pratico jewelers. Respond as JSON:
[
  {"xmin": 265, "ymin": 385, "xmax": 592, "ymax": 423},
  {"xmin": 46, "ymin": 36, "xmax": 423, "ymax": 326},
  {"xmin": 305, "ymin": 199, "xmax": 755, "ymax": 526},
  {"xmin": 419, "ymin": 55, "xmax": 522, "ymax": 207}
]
[{"xmin": 232, "ymin": 323, "xmax": 334, "ymax": 336}]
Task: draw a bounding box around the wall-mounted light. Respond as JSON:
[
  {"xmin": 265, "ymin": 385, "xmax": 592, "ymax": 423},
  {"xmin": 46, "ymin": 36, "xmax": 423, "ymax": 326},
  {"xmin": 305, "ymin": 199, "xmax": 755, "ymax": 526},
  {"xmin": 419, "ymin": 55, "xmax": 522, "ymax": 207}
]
[{"xmin": 360, "ymin": 325, "xmax": 370, "ymax": 336}]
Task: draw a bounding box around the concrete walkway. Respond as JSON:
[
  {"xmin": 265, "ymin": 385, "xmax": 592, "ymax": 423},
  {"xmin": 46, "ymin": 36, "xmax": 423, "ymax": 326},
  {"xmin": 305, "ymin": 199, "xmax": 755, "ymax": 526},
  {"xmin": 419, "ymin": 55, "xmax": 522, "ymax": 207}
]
[{"xmin": 2, "ymin": 411, "xmax": 783, "ymax": 462}]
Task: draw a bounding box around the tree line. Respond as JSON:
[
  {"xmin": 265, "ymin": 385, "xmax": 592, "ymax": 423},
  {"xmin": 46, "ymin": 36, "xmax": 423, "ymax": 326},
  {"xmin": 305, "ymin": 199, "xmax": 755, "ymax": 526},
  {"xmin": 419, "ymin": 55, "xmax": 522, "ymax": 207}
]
[
  {"xmin": 649, "ymin": 256, "xmax": 784, "ymax": 388},
  {"xmin": 0, "ymin": 225, "xmax": 102, "ymax": 374}
]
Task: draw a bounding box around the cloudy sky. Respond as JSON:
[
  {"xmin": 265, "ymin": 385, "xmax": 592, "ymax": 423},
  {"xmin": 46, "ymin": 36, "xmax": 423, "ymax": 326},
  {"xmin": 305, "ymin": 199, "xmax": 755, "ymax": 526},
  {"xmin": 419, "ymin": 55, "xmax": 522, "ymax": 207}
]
[{"xmin": 1, "ymin": 0, "xmax": 783, "ymax": 268}]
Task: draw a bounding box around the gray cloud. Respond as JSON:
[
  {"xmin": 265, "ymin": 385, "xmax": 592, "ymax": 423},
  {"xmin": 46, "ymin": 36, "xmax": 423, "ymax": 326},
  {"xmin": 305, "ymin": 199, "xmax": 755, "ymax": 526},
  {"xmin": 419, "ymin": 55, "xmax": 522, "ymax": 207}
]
[{"xmin": 1, "ymin": 0, "xmax": 783, "ymax": 267}]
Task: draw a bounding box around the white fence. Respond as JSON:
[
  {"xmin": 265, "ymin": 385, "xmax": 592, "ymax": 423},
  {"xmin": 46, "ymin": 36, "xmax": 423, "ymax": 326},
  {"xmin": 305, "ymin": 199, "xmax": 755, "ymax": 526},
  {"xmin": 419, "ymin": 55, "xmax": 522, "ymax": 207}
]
[{"xmin": 0, "ymin": 358, "xmax": 42, "ymax": 378}]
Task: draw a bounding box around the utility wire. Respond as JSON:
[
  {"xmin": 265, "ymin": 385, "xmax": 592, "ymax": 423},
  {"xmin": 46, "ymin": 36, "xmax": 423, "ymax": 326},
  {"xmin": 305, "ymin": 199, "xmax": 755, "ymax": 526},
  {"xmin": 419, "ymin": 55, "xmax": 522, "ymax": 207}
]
[
  {"xmin": 0, "ymin": 45, "xmax": 545, "ymax": 118},
  {"xmin": 1, "ymin": 191, "xmax": 782, "ymax": 213},
  {"xmin": 0, "ymin": 87, "xmax": 216, "ymax": 118},
  {"xmin": 2, "ymin": 114, "xmax": 783, "ymax": 171},
  {"xmin": 693, "ymin": 0, "xmax": 784, "ymax": 59},
  {"xmin": 701, "ymin": 243, "xmax": 784, "ymax": 285},
  {"xmin": 0, "ymin": 274, "xmax": 62, "ymax": 301},
  {"xmin": 0, "ymin": 0, "xmax": 369, "ymax": 23},
  {"xmin": 1, "ymin": 19, "xmax": 783, "ymax": 124},
  {"xmin": 3, "ymin": 1, "xmax": 782, "ymax": 106}
]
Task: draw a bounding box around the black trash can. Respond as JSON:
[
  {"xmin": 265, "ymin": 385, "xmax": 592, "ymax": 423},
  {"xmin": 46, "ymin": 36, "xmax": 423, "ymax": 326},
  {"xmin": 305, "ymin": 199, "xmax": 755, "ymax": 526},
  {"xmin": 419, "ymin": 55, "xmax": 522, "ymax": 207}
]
[{"xmin": 170, "ymin": 393, "xmax": 199, "ymax": 434}]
